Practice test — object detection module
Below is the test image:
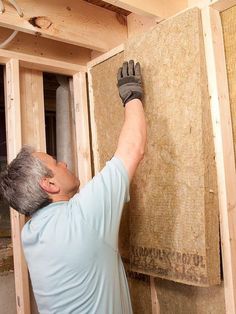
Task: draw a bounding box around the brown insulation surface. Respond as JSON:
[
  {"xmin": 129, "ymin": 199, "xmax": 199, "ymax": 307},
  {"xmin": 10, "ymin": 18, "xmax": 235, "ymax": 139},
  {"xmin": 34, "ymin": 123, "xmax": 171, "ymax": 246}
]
[
  {"xmin": 155, "ymin": 278, "xmax": 225, "ymax": 314},
  {"xmin": 221, "ymin": 5, "xmax": 236, "ymax": 162},
  {"xmin": 125, "ymin": 267, "xmax": 152, "ymax": 314},
  {"xmin": 90, "ymin": 8, "xmax": 220, "ymax": 286}
]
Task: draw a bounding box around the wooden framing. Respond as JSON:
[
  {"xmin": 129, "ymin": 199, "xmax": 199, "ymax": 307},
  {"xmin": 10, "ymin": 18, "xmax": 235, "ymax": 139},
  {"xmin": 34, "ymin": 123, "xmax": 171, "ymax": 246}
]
[
  {"xmin": 87, "ymin": 67, "xmax": 100, "ymax": 175},
  {"xmin": 1, "ymin": 0, "xmax": 236, "ymax": 313},
  {"xmin": 0, "ymin": 27, "xmax": 91, "ymax": 65},
  {"xmin": 20, "ymin": 68, "xmax": 46, "ymax": 150},
  {"xmin": 189, "ymin": 0, "xmax": 236, "ymax": 10},
  {"xmin": 211, "ymin": 0, "xmax": 236, "ymax": 11},
  {"xmin": 0, "ymin": 0, "xmax": 127, "ymax": 52},
  {"xmin": 0, "ymin": 48, "xmax": 85, "ymax": 75},
  {"xmin": 150, "ymin": 277, "xmax": 160, "ymax": 314},
  {"xmin": 87, "ymin": 44, "xmax": 125, "ymax": 70},
  {"xmin": 4, "ymin": 59, "xmax": 30, "ymax": 314},
  {"xmin": 0, "ymin": 48, "xmax": 91, "ymax": 313},
  {"xmin": 72, "ymin": 72, "xmax": 92, "ymax": 187},
  {"xmin": 201, "ymin": 4, "xmax": 236, "ymax": 313},
  {"xmin": 103, "ymin": 0, "xmax": 188, "ymax": 18},
  {"xmin": 127, "ymin": 13, "xmax": 158, "ymax": 37}
]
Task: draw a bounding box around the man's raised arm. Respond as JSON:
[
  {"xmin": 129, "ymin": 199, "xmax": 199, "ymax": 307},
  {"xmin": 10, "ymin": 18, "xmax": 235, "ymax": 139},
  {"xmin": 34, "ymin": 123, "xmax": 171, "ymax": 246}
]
[{"xmin": 115, "ymin": 60, "xmax": 147, "ymax": 181}]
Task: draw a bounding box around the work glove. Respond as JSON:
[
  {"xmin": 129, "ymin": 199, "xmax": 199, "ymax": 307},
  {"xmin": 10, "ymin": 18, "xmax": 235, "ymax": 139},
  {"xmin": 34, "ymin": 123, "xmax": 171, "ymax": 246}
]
[{"xmin": 117, "ymin": 60, "xmax": 143, "ymax": 106}]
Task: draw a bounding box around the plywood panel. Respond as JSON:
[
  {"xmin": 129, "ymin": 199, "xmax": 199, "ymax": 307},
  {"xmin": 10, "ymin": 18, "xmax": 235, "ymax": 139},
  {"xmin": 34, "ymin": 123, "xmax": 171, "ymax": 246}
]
[
  {"xmin": 89, "ymin": 8, "xmax": 220, "ymax": 286},
  {"xmin": 221, "ymin": 5, "xmax": 236, "ymax": 162}
]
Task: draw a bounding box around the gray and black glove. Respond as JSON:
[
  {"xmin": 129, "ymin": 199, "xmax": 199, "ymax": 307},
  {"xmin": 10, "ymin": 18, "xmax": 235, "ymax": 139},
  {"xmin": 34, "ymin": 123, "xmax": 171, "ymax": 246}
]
[{"xmin": 117, "ymin": 60, "xmax": 143, "ymax": 106}]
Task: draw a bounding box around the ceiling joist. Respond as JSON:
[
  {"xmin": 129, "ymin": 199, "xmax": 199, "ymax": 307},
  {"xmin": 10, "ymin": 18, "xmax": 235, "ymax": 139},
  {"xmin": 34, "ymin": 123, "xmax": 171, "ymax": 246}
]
[
  {"xmin": 0, "ymin": 0, "xmax": 127, "ymax": 52},
  {"xmin": 0, "ymin": 27, "xmax": 91, "ymax": 65},
  {"xmin": 102, "ymin": 0, "xmax": 188, "ymax": 19}
]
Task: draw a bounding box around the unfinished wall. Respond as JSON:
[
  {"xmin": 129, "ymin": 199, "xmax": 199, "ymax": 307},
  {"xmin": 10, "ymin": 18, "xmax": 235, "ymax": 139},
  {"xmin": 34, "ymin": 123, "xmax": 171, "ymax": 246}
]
[
  {"xmin": 126, "ymin": 269, "xmax": 152, "ymax": 314},
  {"xmin": 89, "ymin": 6, "xmax": 226, "ymax": 313},
  {"xmin": 0, "ymin": 65, "xmax": 16, "ymax": 314},
  {"xmin": 124, "ymin": 7, "xmax": 220, "ymax": 287},
  {"xmin": 221, "ymin": 5, "xmax": 236, "ymax": 160},
  {"xmin": 155, "ymin": 277, "xmax": 225, "ymax": 314},
  {"xmin": 90, "ymin": 8, "xmax": 220, "ymax": 287}
]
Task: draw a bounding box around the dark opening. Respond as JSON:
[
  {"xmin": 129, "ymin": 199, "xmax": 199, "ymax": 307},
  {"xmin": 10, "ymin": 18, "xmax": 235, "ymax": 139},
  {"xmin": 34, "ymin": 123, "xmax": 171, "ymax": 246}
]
[
  {"xmin": 0, "ymin": 64, "xmax": 13, "ymax": 272},
  {"xmin": 43, "ymin": 73, "xmax": 58, "ymax": 157}
]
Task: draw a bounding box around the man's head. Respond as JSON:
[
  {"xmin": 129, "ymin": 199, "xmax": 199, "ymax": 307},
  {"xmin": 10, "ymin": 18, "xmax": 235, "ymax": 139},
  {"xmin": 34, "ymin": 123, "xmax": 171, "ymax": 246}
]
[
  {"xmin": 0, "ymin": 146, "xmax": 79, "ymax": 216},
  {"xmin": 33, "ymin": 152, "xmax": 80, "ymax": 203}
]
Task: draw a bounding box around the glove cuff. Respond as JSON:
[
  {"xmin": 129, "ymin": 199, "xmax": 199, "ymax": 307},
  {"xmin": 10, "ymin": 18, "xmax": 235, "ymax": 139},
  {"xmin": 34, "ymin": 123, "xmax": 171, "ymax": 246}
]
[{"xmin": 123, "ymin": 91, "xmax": 143, "ymax": 106}]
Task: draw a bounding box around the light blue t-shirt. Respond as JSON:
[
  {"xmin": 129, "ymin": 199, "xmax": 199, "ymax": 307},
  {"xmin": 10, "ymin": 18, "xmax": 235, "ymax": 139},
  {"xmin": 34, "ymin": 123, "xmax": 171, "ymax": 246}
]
[{"xmin": 21, "ymin": 157, "xmax": 133, "ymax": 314}]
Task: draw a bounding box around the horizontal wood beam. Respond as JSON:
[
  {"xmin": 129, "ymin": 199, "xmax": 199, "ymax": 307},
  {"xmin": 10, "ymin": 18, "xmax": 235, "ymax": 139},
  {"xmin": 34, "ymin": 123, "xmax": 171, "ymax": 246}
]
[
  {"xmin": 0, "ymin": 48, "xmax": 86, "ymax": 75},
  {"xmin": 0, "ymin": 27, "xmax": 91, "ymax": 65},
  {"xmin": 127, "ymin": 13, "xmax": 158, "ymax": 37},
  {"xmin": 102, "ymin": 0, "xmax": 188, "ymax": 18},
  {"xmin": 87, "ymin": 44, "xmax": 124, "ymax": 68},
  {"xmin": 210, "ymin": 0, "xmax": 236, "ymax": 11},
  {"xmin": 0, "ymin": 0, "xmax": 127, "ymax": 52},
  {"xmin": 188, "ymin": 0, "xmax": 236, "ymax": 11}
]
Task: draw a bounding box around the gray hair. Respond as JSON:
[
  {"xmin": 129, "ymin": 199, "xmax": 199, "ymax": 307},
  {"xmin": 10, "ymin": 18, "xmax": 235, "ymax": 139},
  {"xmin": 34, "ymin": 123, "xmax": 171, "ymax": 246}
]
[{"xmin": 0, "ymin": 146, "xmax": 53, "ymax": 216}]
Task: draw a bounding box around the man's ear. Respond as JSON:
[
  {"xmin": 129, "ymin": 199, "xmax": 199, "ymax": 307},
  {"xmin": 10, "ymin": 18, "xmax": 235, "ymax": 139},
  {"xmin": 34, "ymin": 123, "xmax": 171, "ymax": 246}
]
[{"xmin": 39, "ymin": 177, "xmax": 60, "ymax": 194}]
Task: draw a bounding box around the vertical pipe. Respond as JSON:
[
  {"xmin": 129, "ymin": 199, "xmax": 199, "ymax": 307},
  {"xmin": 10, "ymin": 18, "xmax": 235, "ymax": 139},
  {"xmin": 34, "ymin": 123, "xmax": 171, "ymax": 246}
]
[{"xmin": 56, "ymin": 75, "xmax": 74, "ymax": 172}]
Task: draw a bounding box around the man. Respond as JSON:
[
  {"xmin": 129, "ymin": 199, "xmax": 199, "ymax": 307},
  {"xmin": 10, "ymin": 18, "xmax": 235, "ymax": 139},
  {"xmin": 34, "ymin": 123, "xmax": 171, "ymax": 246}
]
[{"xmin": 0, "ymin": 60, "xmax": 146, "ymax": 313}]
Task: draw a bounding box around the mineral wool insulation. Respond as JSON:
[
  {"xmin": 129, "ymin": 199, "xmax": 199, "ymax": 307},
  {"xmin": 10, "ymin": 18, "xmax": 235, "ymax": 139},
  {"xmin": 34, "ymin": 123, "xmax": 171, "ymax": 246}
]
[{"xmin": 89, "ymin": 8, "xmax": 220, "ymax": 287}]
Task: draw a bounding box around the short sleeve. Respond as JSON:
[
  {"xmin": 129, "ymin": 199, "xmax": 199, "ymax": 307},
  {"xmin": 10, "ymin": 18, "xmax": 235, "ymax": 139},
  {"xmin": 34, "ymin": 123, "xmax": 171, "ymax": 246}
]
[{"xmin": 70, "ymin": 157, "xmax": 130, "ymax": 249}]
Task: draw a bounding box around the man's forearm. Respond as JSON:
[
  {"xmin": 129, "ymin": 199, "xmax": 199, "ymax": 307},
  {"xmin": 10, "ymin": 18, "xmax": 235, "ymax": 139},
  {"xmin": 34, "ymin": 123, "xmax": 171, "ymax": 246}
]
[{"xmin": 115, "ymin": 99, "xmax": 146, "ymax": 180}]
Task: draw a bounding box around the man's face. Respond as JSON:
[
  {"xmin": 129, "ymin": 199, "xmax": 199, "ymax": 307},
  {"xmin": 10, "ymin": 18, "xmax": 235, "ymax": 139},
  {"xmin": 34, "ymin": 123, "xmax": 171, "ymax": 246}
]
[{"xmin": 33, "ymin": 152, "xmax": 80, "ymax": 198}]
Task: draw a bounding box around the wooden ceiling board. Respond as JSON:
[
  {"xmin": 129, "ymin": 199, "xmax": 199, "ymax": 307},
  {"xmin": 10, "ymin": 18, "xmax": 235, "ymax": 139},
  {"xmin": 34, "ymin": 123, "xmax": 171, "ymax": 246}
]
[{"xmin": 83, "ymin": 0, "xmax": 130, "ymax": 15}]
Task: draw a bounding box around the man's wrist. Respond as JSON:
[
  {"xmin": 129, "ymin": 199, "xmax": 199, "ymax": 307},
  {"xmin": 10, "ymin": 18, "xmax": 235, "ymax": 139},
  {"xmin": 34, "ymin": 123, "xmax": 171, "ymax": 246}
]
[{"xmin": 124, "ymin": 98, "xmax": 143, "ymax": 107}]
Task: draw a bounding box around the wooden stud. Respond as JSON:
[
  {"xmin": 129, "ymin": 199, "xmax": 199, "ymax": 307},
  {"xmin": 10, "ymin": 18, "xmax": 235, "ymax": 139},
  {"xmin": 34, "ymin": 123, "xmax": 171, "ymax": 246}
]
[
  {"xmin": 72, "ymin": 72, "xmax": 92, "ymax": 187},
  {"xmin": 87, "ymin": 68, "xmax": 101, "ymax": 174},
  {"xmin": 88, "ymin": 48, "xmax": 123, "ymax": 176},
  {"xmin": 69, "ymin": 78, "xmax": 79, "ymax": 177},
  {"xmin": 201, "ymin": 6, "xmax": 236, "ymax": 313},
  {"xmin": 0, "ymin": 0, "xmax": 127, "ymax": 52},
  {"xmin": 20, "ymin": 68, "xmax": 46, "ymax": 151},
  {"xmin": 150, "ymin": 277, "xmax": 160, "ymax": 314},
  {"xmin": 0, "ymin": 48, "xmax": 86, "ymax": 75},
  {"xmin": 4, "ymin": 59, "xmax": 30, "ymax": 314}
]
